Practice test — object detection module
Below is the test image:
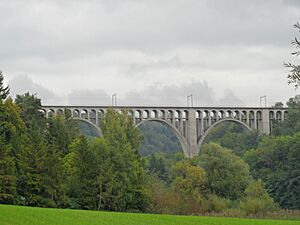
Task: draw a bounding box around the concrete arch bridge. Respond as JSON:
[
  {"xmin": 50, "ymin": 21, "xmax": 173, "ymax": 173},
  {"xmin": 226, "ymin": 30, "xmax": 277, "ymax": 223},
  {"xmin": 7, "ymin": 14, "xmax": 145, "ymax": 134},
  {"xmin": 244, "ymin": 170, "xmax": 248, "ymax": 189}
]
[{"xmin": 42, "ymin": 106, "xmax": 288, "ymax": 158}]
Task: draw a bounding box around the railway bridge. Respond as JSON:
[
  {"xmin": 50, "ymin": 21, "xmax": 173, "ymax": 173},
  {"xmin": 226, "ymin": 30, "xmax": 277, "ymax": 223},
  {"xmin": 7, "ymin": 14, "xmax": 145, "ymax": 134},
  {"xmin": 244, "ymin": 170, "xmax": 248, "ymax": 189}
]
[{"xmin": 42, "ymin": 105, "xmax": 288, "ymax": 158}]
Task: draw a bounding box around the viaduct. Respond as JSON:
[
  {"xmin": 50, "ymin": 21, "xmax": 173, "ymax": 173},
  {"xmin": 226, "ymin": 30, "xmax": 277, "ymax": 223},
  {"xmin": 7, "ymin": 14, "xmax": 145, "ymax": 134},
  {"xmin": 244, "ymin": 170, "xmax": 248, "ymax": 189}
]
[{"xmin": 42, "ymin": 106, "xmax": 288, "ymax": 158}]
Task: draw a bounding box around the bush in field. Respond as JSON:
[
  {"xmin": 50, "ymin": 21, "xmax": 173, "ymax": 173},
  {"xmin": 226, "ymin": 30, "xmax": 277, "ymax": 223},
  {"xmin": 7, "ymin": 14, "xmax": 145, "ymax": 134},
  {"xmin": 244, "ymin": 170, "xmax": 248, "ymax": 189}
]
[
  {"xmin": 201, "ymin": 194, "xmax": 231, "ymax": 213},
  {"xmin": 240, "ymin": 180, "xmax": 277, "ymax": 215}
]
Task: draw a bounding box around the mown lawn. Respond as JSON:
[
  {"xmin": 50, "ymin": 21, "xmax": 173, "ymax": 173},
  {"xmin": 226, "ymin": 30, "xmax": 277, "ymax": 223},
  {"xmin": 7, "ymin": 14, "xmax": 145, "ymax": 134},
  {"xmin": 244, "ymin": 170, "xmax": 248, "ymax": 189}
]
[{"xmin": 0, "ymin": 204, "xmax": 299, "ymax": 225}]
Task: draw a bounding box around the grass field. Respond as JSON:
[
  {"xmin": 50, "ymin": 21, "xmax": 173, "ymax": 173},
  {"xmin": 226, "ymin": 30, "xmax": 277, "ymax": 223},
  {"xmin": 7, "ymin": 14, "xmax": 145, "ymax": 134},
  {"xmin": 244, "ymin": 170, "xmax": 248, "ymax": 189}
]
[{"xmin": 0, "ymin": 204, "xmax": 299, "ymax": 225}]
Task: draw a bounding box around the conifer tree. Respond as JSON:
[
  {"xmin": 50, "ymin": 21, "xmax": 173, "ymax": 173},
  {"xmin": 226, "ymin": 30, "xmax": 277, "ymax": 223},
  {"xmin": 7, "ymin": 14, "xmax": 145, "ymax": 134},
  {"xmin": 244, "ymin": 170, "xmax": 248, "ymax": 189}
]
[
  {"xmin": 0, "ymin": 71, "xmax": 10, "ymax": 100},
  {"xmin": 0, "ymin": 99, "xmax": 24, "ymax": 204}
]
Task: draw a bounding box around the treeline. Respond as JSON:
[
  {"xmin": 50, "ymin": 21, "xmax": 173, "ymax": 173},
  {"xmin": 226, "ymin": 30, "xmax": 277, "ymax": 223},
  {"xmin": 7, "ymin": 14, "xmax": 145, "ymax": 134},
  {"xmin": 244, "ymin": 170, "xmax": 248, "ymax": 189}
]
[{"xmin": 0, "ymin": 71, "xmax": 299, "ymax": 216}]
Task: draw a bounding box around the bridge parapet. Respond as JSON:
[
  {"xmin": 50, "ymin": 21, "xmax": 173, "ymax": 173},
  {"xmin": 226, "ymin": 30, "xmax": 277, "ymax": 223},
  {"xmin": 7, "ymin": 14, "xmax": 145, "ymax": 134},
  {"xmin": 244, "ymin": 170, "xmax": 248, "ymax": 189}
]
[{"xmin": 42, "ymin": 105, "xmax": 288, "ymax": 157}]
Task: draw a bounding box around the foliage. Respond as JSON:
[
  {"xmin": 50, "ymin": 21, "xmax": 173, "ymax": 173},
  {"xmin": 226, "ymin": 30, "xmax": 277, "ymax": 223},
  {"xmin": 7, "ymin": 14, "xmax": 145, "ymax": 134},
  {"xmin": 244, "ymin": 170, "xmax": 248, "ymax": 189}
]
[
  {"xmin": 244, "ymin": 134, "xmax": 300, "ymax": 209},
  {"xmin": 195, "ymin": 143, "xmax": 252, "ymax": 200},
  {"xmin": 204, "ymin": 121, "xmax": 261, "ymax": 156},
  {"xmin": 15, "ymin": 92, "xmax": 46, "ymax": 129},
  {"xmin": 145, "ymin": 153, "xmax": 169, "ymax": 182},
  {"xmin": 285, "ymin": 23, "xmax": 300, "ymax": 89},
  {"xmin": 68, "ymin": 136, "xmax": 98, "ymax": 209},
  {"xmin": 0, "ymin": 98, "xmax": 24, "ymax": 204},
  {"xmin": 240, "ymin": 180, "xmax": 277, "ymax": 215},
  {"xmin": 171, "ymin": 160, "xmax": 206, "ymax": 214},
  {"xmin": 272, "ymin": 95, "xmax": 300, "ymax": 136},
  {"xmin": 0, "ymin": 71, "xmax": 10, "ymax": 100},
  {"xmin": 100, "ymin": 109, "xmax": 149, "ymax": 212},
  {"xmin": 201, "ymin": 194, "xmax": 231, "ymax": 213}
]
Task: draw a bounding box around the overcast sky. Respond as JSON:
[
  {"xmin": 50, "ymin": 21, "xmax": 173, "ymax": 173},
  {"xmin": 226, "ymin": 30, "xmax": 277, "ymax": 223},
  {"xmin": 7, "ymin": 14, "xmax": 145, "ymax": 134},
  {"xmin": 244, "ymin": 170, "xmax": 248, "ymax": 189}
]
[{"xmin": 1, "ymin": 0, "xmax": 299, "ymax": 106}]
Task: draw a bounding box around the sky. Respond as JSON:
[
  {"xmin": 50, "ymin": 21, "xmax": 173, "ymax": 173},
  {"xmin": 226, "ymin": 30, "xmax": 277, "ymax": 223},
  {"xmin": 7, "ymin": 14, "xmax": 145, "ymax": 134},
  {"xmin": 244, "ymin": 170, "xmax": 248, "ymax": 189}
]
[{"xmin": 1, "ymin": 0, "xmax": 299, "ymax": 107}]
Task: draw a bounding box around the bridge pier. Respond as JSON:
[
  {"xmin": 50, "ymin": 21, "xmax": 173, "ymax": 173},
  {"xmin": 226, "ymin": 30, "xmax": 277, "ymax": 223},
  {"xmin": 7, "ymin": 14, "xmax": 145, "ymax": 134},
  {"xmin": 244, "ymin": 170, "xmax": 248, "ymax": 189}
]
[
  {"xmin": 187, "ymin": 109, "xmax": 198, "ymax": 158},
  {"xmin": 262, "ymin": 109, "xmax": 270, "ymax": 135}
]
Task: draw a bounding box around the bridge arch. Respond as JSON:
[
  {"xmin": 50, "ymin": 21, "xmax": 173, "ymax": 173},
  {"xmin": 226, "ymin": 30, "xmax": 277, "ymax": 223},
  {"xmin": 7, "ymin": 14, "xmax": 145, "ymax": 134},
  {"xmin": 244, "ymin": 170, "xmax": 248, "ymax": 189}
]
[
  {"xmin": 73, "ymin": 118, "xmax": 102, "ymax": 137},
  {"xmin": 136, "ymin": 118, "xmax": 189, "ymax": 157},
  {"xmin": 197, "ymin": 118, "xmax": 252, "ymax": 153}
]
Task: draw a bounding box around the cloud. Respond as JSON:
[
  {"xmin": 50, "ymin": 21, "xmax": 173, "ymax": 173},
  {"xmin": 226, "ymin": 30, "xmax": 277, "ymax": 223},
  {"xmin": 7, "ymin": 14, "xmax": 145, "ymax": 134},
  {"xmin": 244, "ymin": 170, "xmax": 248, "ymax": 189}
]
[
  {"xmin": 8, "ymin": 75, "xmax": 61, "ymax": 104},
  {"xmin": 1, "ymin": 0, "xmax": 299, "ymax": 107},
  {"xmin": 67, "ymin": 89, "xmax": 111, "ymax": 105},
  {"xmin": 8, "ymin": 75, "xmax": 244, "ymax": 107},
  {"xmin": 218, "ymin": 89, "xmax": 245, "ymax": 106}
]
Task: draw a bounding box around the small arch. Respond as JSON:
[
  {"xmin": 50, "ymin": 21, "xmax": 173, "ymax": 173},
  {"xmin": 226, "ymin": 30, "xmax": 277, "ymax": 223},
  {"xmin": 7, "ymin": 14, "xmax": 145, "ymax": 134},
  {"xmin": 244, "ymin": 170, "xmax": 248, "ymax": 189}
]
[
  {"xmin": 211, "ymin": 110, "xmax": 218, "ymax": 123},
  {"xmin": 98, "ymin": 109, "xmax": 105, "ymax": 118},
  {"xmin": 143, "ymin": 110, "xmax": 150, "ymax": 119},
  {"xmin": 234, "ymin": 110, "xmax": 240, "ymax": 120},
  {"xmin": 48, "ymin": 109, "xmax": 55, "ymax": 118},
  {"xmin": 269, "ymin": 111, "xmax": 275, "ymax": 119},
  {"xmin": 196, "ymin": 110, "xmax": 201, "ymax": 119},
  {"xmin": 56, "ymin": 109, "xmax": 64, "ymax": 116},
  {"xmin": 276, "ymin": 111, "xmax": 282, "ymax": 121},
  {"xmin": 135, "ymin": 110, "xmax": 142, "ymax": 120},
  {"xmin": 89, "ymin": 109, "xmax": 97, "ymax": 124},
  {"xmin": 226, "ymin": 110, "xmax": 233, "ymax": 118},
  {"xmin": 175, "ymin": 110, "xmax": 181, "ymax": 119},
  {"xmin": 39, "ymin": 109, "xmax": 46, "ymax": 116},
  {"xmin": 81, "ymin": 109, "xmax": 88, "ymax": 119},
  {"xmin": 151, "ymin": 110, "xmax": 158, "ymax": 118},
  {"xmin": 73, "ymin": 109, "xmax": 80, "ymax": 118},
  {"xmin": 159, "ymin": 110, "xmax": 166, "ymax": 119},
  {"xmin": 136, "ymin": 118, "xmax": 189, "ymax": 157},
  {"xmin": 197, "ymin": 118, "xmax": 252, "ymax": 153},
  {"xmin": 256, "ymin": 111, "xmax": 262, "ymax": 130},
  {"xmin": 167, "ymin": 110, "xmax": 173, "ymax": 119},
  {"xmin": 241, "ymin": 110, "xmax": 247, "ymax": 123},
  {"xmin": 284, "ymin": 111, "xmax": 288, "ymax": 120},
  {"xmin": 218, "ymin": 110, "xmax": 225, "ymax": 120}
]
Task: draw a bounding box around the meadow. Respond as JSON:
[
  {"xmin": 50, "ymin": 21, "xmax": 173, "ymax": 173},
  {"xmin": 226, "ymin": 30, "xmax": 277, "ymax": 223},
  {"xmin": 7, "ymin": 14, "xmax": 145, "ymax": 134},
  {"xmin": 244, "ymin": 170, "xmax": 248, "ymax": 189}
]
[{"xmin": 0, "ymin": 204, "xmax": 299, "ymax": 225}]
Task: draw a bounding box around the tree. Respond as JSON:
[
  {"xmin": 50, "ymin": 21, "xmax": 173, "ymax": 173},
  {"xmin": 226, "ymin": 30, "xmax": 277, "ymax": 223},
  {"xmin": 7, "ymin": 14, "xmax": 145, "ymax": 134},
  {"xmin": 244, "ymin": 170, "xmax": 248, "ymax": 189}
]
[
  {"xmin": 145, "ymin": 153, "xmax": 169, "ymax": 182},
  {"xmin": 0, "ymin": 98, "xmax": 24, "ymax": 204},
  {"xmin": 244, "ymin": 134, "xmax": 300, "ymax": 209},
  {"xmin": 17, "ymin": 134, "xmax": 49, "ymax": 207},
  {"xmin": 171, "ymin": 160, "xmax": 206, "ymax": 214},
  {"xmin": 195, "ymin": 143, "xmax": 252, "ymax": 200},
  {"xmin": 272, "ymin": 95, "xmax": 300, "ymax": 136},
  {"xmin": 285, "ymin": 23, "xmax": 300, "ymax": 88},
  {"xmin": 0, "ymin": 71, "xmax": 10, "ymax": 100},
  {"xmin": 69, "ymin": 136, "xmax": 98, "ymax": 209},
  {"xmin": 15, "ymin": 92, "xmax": 46, "ymax": 129},
  {"xmin": 46, "ymin": 113, "xmax": 78, "ymax": 155},
  {"xmin": 100, "ymin": 109, "xmax": 149, "ymax": 212},
  {"xmin": 273, "ymin": 102, "xmax": 284, "ymax": 108},
  {"xmin": 240, "ymin": 180, "xmax": 277, "ymax": 215},
  {"xmin": 204, "ymin": 122, "xmax": 261, "ymax": 156}
]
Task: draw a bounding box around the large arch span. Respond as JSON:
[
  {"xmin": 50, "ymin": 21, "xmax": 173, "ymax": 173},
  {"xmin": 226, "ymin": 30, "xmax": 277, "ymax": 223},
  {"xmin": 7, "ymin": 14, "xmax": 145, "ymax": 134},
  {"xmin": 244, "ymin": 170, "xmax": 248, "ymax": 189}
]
[
  {"xmin": 197, "ymin": 118, "xmax": 252, "ymax": 151},
  {"xmin": 136, "ymin": 118, "xmax": 189, "ymax": 157}
]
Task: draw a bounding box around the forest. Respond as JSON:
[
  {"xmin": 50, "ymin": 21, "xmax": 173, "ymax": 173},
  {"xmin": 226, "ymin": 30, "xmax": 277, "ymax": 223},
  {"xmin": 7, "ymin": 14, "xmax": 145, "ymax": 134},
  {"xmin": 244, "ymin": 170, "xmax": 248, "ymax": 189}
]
[{"xmin": 0, "ymin": 72, "xmax": 300, "ymax": 218}]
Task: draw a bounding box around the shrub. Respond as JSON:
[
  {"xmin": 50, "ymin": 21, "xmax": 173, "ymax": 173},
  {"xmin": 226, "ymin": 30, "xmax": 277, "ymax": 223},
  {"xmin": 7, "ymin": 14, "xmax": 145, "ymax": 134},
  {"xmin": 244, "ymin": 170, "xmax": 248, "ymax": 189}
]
[
  {"xmin": 201, "ymin": 194, "xmax": 231, "ymax": 213},
  {"xmin": 240, "ymin": 180, "xmax": 277, "ymax": 215}
]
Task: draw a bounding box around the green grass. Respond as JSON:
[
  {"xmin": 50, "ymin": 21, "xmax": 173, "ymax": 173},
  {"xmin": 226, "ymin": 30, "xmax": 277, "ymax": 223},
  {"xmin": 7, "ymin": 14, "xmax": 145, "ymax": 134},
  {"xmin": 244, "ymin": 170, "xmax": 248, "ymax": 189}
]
[{"xmin": 0, "ymin": 204, "xmax": 299, "ymax": 225}]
